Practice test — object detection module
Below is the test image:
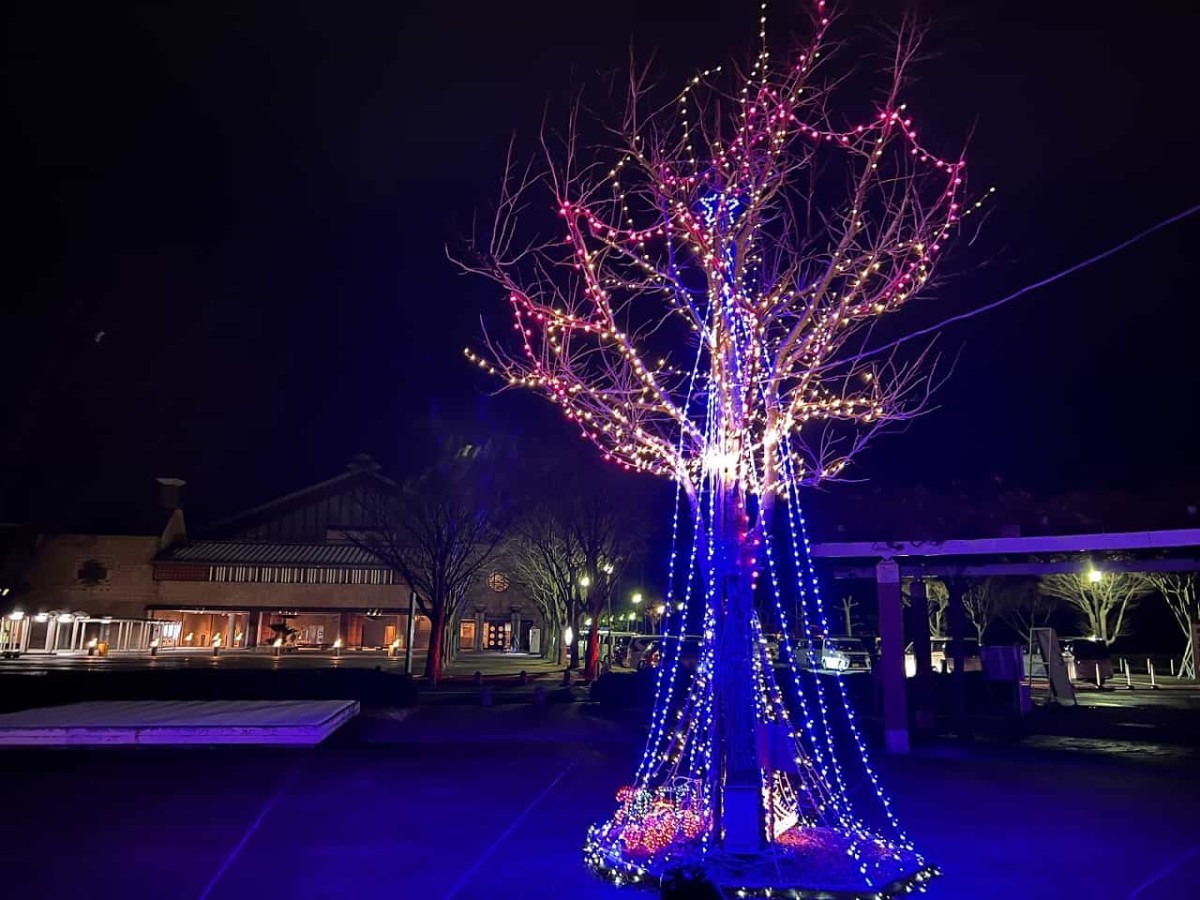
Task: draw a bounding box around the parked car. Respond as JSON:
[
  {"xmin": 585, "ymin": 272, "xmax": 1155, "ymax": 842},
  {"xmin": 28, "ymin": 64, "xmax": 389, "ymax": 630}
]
[
  {"xmin": 636, "ymin": 638, "xmax": 701, "ymax": 670},
  {"xmin": 903, "ymin": 638, "xmax": 983, "ymax": 676},
  {"xmin": 764, "ymin": 634, "xmax": 819, "ymax": 669},
  {"xmin": 1063, "ymin": 638, "xmax": 1113, "ymax": 684},
  {"xmin": 820, "ymin": 637, "xmax": 872, "ymax": 672}
]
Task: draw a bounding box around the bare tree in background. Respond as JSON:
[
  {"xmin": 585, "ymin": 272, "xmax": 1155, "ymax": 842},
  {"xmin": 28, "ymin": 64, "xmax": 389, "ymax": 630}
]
[
  {"xmin": 903, "ymin": 577, "xmax": 949, "ymax": 636},
  {"xmin": 962, "ymin": 577, "xmax": 1006, "ymax": 644},
  {"xmin": 839, "ymin": 595, "xmax": 857, "ymax": 636},
  {"xmin": 1143, "ymin": 572, "xmax": 1198, "ymax": 678},
  {"xmin": 508, "ymin": 504, "xmax": 586, "ymax": 667},
  {"xmin": 1038, "ymin": 570, "xmax": 1151, "ymax": 646},
  {"xmin": 1003, "ymin": 582, "xmax": 1059, "ymax": 646},
  {"xmin": 353, "ymin": 463, "xmax": 507, "ymax": 680}
]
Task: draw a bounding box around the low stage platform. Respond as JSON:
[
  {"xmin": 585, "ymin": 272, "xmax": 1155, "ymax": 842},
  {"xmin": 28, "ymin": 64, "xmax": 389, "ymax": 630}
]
[{"xmin": 0, "ymin": 699, "xmax": 360, "ymax": 746}]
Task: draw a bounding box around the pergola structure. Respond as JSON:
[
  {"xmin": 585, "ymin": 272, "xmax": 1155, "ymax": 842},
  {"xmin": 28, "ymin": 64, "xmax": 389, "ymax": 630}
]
[{"xmin": 810, "ymin": 528, "xmax": 1200, "ymax": 752}]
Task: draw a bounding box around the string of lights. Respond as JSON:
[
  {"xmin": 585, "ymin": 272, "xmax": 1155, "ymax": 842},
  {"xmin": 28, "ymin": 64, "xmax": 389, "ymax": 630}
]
[{"xmin": 467, "ymin": 1, "xmax": 971, "ymax": 895}]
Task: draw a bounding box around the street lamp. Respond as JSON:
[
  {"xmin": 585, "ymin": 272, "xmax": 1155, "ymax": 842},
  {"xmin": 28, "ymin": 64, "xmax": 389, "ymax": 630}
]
[
  {"xmin": 580, "ymin": 575, "xmax": 592, "ymax": 588},
  {"xmin": 631, "ymin": 592, "xmax": 643, "ymax": 605},
  {"xmin": 1088, "ymin": 569, "xmax": 1103, "ymax": 584}
]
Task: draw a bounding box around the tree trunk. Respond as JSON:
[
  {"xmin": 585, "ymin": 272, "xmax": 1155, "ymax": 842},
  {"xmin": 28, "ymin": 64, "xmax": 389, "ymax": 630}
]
[
  {"xmin": 584, "ymin": 591, "xmax": 604, "ymax": 680},
  {"xmin": 585, "ymin": 619, "xmax": 601, "ymax": 681},
  {"xmin": 568, "ymin": 610, "xmax": 581, "ymax": 670},
  {"xmin": 424, "ymin": 603, "xmax": 447, "ymax": 681},
  {"xmin": 712, "ymin": 486, "xmax": 759, "ymax": 851}
]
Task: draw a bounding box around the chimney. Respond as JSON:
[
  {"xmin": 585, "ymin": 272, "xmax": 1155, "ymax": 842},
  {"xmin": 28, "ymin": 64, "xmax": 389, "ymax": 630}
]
[{"xmin": 156, "ymin": 477, "xmax": 186, "ymax": 510}]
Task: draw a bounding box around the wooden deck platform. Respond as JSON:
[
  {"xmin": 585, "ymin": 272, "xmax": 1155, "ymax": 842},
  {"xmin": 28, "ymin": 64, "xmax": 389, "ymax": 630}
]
[{"xmin": 0, "ymin": 699, "xmax": 360, "ymax": 746}]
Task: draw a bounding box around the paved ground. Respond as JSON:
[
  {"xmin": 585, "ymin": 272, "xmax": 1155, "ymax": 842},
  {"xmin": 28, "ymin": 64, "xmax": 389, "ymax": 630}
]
[
  {"xmin": 0, "ymin": 648, "xmax": 573, "ymax": 678},
  {"xmin": 1, "ymin": 705, "xmax": 1196, "ymax": 899}
]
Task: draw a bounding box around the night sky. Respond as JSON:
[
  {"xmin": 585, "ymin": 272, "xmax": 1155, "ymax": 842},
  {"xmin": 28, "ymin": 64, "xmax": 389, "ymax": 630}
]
[{"xmin": 4, "ymin": 0, "xmax": 1199, "ymax": 527}]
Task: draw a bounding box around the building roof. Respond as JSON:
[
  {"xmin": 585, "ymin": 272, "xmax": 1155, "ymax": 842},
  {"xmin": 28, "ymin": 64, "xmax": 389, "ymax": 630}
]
[
  {"xmin": 202, "ymin": 454, "xmax": 396, "ymax": 539},
  {"xmin": 158, "ymin": 541, "xmax": 388, "ymax": 567}
]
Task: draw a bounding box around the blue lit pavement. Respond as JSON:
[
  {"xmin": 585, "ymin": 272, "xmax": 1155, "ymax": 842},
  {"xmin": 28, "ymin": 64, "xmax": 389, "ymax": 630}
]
[{"xmin": 0, "ymin": 705, "xmax": 1196, "ymax": 899}]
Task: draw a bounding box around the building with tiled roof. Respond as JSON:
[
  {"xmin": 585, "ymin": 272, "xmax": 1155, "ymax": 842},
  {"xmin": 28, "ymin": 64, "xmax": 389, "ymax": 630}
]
[{"xmin": 7, "ymin": 456, "xmax": 540, "ymax": 658}]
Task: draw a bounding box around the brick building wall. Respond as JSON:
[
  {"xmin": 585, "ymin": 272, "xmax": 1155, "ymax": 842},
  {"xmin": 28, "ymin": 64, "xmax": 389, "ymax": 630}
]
[{"xmin": 24, "ymin": 534, "xmax": 161, "ymax": 620}]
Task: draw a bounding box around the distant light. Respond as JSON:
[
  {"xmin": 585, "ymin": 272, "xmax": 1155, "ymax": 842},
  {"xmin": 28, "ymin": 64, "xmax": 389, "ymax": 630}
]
[
  {"xmin": 150, "ymin": 639, "xmax": 160, "ymax": 648},
  {"xmin": 7, "ymin": 610, "xmax": 24, "ymax": 621},
  {"xmin": 584, "ymin": 617, "xmax": 593, "ymax": 627},
  {"xmin": 333, "ymin": 638, "xmax": 344, "ymax": 649},
  {"xmin": 632, "ymin": 592, "xmax": 644, "ymax": 605},
  {"xmin": 1088, "ymin": 569, "xmax": 1103, "ymax": 584},
  {"xmin": 274, "ymin": 638, "xmax": 284, "ymax": 648},
  {"xmin": 655, "ymin": 604, "xmax": 666, "ymax": 616},
  {"xmin": 34, "ymin": 612, "xmax": 49, "ymax": 623},
  {"xmin": 564, "ymin": 627, "xmax": 574, "ymax": 646},
  {"xmin": 58, "ymin": 613, "xmax": 74, "ymax": 623},
  {"xmin": 580, "ymin": 576, "xmax": 592, "ymax": 588},
  {"xmin": 87, "ymin": 638, "xmax": 97, "ymax": 648}
]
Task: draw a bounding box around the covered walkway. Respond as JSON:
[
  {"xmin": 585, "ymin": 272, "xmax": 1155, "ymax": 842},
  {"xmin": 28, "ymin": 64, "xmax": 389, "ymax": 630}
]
[{"xmin": 811, "ymin": 528, "xmax": 1200, "ymax": 752}]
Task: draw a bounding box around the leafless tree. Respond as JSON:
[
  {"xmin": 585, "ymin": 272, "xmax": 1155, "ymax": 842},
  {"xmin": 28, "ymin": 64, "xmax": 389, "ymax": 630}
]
[
  {"xmin": 507, "ymin": 506, "xmax": 585, "ymax": 667},
  {"xmin": 838, "ymin": 595, "xmax": 857, "ymax": 636},
  {"xmin": 962, "ymin": 577, "xmax": 1007, "ymax": 644},
  {"xmin": 1002, "ymin": 582, "xmax": 1059, "ymax": 646},
  {"xmin": 352, "ymin": 462, "xmax": 507, "ymax": 680},
  {"xmin": 1142, "ymin": 572, "xmax": 1197, "ymax": 678},
  {"xmin": 458, "ymin": 2, "xmax": 981, "ymax": 852},
  {"xmin": 1038, "ymin": 570, "xmax": 1151, "ymax": 646},
  {"xmin": 902, "ymin": 576, "xmax": 949, "ymax": 636}
]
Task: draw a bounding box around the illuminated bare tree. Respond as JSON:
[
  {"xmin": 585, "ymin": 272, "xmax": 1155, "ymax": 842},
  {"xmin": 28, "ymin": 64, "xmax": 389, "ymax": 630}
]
[
  {"xmin": 459, "ymin": 1, "xmax": 977, "ymax": 892},
  {"xmin": 1039, "ymin": 570, "xmax": 1151, "ymax": 646},
  {"xmin": 1143, "ymin": 572, "xmax": 1197, "ymax": 678}
]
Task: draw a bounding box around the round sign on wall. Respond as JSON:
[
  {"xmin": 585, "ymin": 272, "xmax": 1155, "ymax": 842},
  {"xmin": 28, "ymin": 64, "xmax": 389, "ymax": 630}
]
[{"xmin": 488, "ymin": 571, "xmax": 510, "ymax": 593}]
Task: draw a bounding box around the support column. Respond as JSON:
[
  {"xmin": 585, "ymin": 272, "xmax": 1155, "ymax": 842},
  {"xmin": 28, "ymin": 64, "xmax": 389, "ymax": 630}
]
[
  {"xmin": 404, "ymin": 592, "xmax": 417, "ymax": 674},
  {"xmin": 474, "ymin": 609, "xmax": 485, "ymax": 651},
  {"xmin": 877, "ymin": 559, "xmax": 908, "ymax": 754},
  {"xmin": 510, "ymin": 609, "xmax": 521, "ymax": 652},
  {"xmin": 947, "ymin": 580, "xmax": 968, "ymax": 725},
  {"xmin": 906, "ymin": 577, "xmax": 935, "ymax": 731}
]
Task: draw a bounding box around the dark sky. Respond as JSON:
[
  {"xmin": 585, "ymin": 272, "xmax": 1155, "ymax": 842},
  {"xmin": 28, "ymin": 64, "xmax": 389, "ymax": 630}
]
[{"xmin": 4, "ymin": 0, "xmax": 1199, "ymax": 526}]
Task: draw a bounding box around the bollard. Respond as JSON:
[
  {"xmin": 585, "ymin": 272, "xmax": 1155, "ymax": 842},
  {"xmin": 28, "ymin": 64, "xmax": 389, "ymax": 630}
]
[
  {"xmin": 1124, "ymin": 658, "xmax": 1133, "ymax": 690},
  {"xmin": 480, "ymin": 686, "xmax": 493, "ymax": 706},
  {"xmin": 1095, "ymin": 665, "xmax": 1102, "ymax": 689},
  {"xmin": 533, "ymin": 686, "xmax": 547, "ymax": 705},
  {"xmin": 561, "ymin": 669, "xmax": 572, "ymax": 687},
  {"xmin": 473, "ymin": 670, "xmax": 483, "ymax": 686},
  {"xmin": 518, "ymin": 670, "xmax": 528, "ymax": 685},
  {"xmin": 1170, "ymin": 658, "xmax": 1176, "ymax": 676},
  {"xmin": 1149, "ymin": 660, "xmax": 1159, "ymax": 690}
]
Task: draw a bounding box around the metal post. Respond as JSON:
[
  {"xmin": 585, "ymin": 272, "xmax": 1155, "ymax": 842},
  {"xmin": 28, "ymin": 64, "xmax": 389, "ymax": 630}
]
[
  {"xmin": 404, "ymin": 591, "xmax": 417, "ymax": 675},
  {"xmin": 876, "ymin": 559, "xmax": 908, "ymax": 753},
  {"xmin": 1124, "ymin": 658, "xmax": 1133, "ymax": 690},
  {"xmin": 1149, "ymin": 660, "xmax": 1158, "ymax": 690},
  {"xmin": 947, "ymin": 580, "xmax": 967, "ymax": 724}
]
